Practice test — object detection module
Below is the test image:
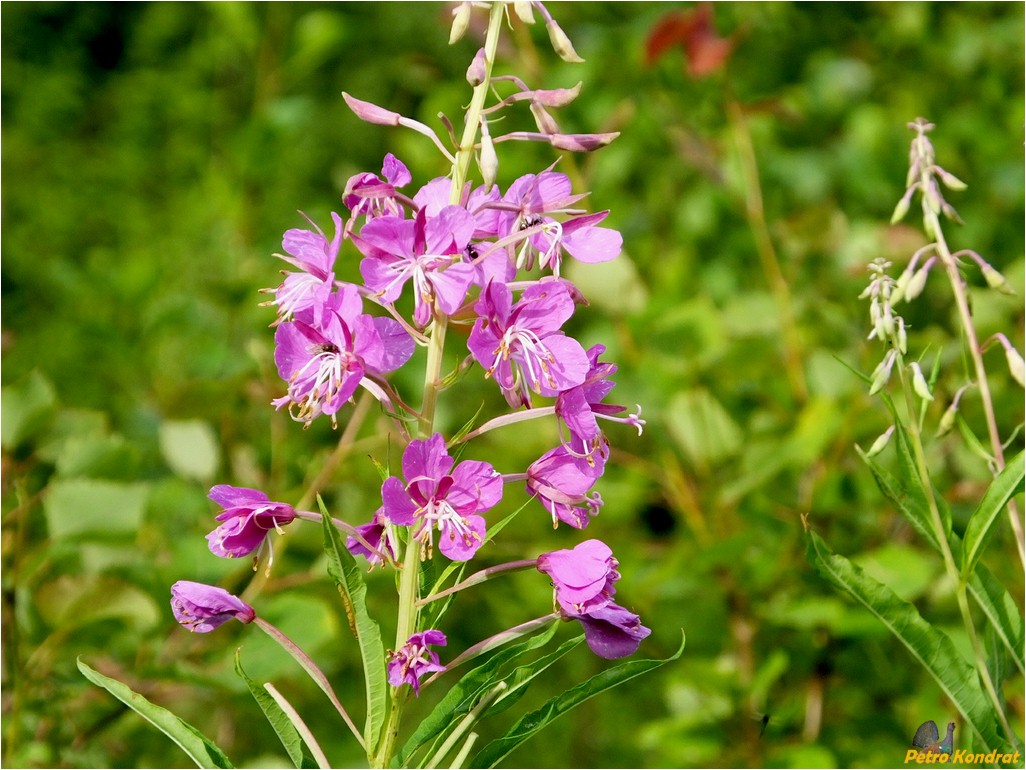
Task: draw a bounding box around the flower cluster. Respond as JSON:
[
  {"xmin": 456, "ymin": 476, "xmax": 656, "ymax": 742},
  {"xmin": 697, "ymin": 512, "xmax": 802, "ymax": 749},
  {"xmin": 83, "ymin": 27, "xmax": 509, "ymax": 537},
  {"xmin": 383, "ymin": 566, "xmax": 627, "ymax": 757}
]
[{"xmin": 169, "ymin": 2, "xmax": 652, "ymax": 710}]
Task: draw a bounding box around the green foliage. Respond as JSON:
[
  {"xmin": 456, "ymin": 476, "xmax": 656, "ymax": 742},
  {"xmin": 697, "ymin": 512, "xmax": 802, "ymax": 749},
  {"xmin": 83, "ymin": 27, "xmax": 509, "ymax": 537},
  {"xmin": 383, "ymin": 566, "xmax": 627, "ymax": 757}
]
[{"xmin": 3, "ymin": 3, "xmax": 1023, "ymax": 768}]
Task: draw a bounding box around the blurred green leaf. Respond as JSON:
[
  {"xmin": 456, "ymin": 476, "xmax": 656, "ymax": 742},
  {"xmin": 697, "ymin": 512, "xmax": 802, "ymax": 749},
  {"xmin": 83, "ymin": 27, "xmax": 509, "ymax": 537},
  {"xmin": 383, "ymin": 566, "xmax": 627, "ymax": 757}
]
[
  {"xmin": 158, "ymin": 419, "xmax": 221, "ymax": 483},
  {"xmin": 43, "ymin": 479, "xmax": 149, "ymax": 540},
  {"xmin": 665, "ymin": 389, "xmax": 743, "ymax": 466},
  {"xmin": 967, "ymin": 565, "xmax": 1025, "ymax": 677},
  {"xmin": 77, "ymin": 658, "xmax": 234, "ymax": 769},
  {"xmin": 234, "ymin": 650, "xmax": 315, "ymax": 769},
  {"xmin": 1, "ymin": 370, "xmax": 57, "ymax": 451}
]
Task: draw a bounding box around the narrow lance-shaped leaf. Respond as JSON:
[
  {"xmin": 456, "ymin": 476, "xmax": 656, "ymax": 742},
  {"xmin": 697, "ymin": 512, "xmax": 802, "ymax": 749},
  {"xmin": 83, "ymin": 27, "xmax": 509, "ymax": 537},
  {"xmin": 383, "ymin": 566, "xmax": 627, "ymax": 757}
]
[
  {"xmin": 77, "ymin": 658, "xmax": 234, "ymax": 769},
  {"xmin": 961, "ymin": 450, "xmax": 1025, "ymax": 577},
  {"xmin": 396, "ymin": 622, "xmax": 560, "ymax": 767},
  {"xmin": 968, "ymin": 565, "xmax": 1025, "ymax": 677},
  {"xmin": 320, "ymin": 504, "xmax": 387, "ymax": 752},
  {"xmin": 234, "ymin": 650, "xmax": 318, "ymax": 769},
  {"xmin": 804, "ymin": 529, "xmax": 1008, "ymax": 751},
  {"xmin": 470, "ymin": 632, "xmax": 686, "ymax": 769}
]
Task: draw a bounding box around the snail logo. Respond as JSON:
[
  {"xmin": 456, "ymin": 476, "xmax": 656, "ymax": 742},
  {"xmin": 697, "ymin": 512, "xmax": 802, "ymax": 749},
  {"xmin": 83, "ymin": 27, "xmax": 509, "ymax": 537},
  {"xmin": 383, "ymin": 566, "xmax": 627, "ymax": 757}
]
[{"xmin": 913, "ymin": 720, "xmax": 955, "ymax": 755}]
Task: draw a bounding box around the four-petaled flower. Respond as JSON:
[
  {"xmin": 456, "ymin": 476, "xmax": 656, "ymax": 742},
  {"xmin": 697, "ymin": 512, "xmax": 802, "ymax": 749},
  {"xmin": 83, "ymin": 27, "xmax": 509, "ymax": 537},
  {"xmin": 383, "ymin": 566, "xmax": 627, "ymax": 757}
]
[
  {"xmin": 354, "ymin": 206, "xmax": 478, "ymax": 327},
  {"xmin": 272, "ymin": 212, "xmax": 342, "ymax": 325},
  {"xmin": 569, "ymin": 601, "xmax": 651, "ymax": 659},
  {"xmin": 206, "ymin": 485, "xmax": 297, "ymax": 559},
  {"xmin": 387, "ymin": 630, "xmax": 447, "ymax": 695},
  {"xmin": 381, "ymin": 434, "xmax": 502, "ymax": 561},
  {"xmin": 273, "ymin": 284, "xmax": 414, "ymax": 426},
  {"xmin": 171, "ymin": 581, "xmax": 255, "ymax": 633},
  {"xmin": 346, "ymin": 507, "xmax": 399, "ymax": 567},
  {"xmin": 537, "ymin": 539, "xmax": 619, "ymax": 614},
  {"xmin": 343, "ymin": 152, "xmax": 412, "ymax": 230},
  {"xmin": 468, "ymin": 280, "xmax": 589, "ymax": 408}
]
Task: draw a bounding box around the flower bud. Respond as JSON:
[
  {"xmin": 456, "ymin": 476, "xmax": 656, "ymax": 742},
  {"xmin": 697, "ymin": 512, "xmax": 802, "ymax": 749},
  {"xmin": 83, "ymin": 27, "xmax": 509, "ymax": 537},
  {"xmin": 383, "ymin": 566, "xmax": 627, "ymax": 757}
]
[
  {"xmin": 546, "ymin": 19, "xmax": 585, "ymax": 63},
  {"xmin": 896, "ymin": 317, "xmax": 908, "ymax": 355},
  {"xmin": 548, "ymin": 131, "xmax": 619, "ymax": 152},
  {"xmin": 513, "ymin": 1, "xmax": 535, "ymax": 24},
  {"xmin": 449, "ymin": 2, "xmax": 473, "ymax": 44},
  {"xmin": 865, "ymin": 425, "xmax": 895, "ymax": 457},
  {"xmin": 1005, "ymin": 345, "xmax": 1026, "ymax": 388},
  {"xmin": 342, "ymin": 92, "xmax": 401, "ymax": 126},
  {"xmin": 981, "ymin": 263, "xmax": 1015, "ymax": 295},
  {"xmin": 479, "ymin": 119, "xmax": 498, "ymax": 192},
  {"xmin": 890, "ymin": 265, "xmax": 912, "ymax": 304},
  {"xmin": 869, "ymin": 349, "xmax": 896, "ymax": 396},
  {"xmin": 936, "ymin": 166, "xmax": 967, "ymax": 191},
  {"xmin": 530, "ymin": 102, "xmax": 561, "ymax": 134},
  {"xmin": 935, "ymin": 400, "xmax": 958, "ymax": 438},
  {"xmin": 466, "ymin": 48, "xmax": 487, "ymax": 86},
  {"xmin": 904, "ymin": 262, "xmax": 930, "ymax": 301},
  {"xmin": 890, "ymin": 187, "xmax": 914, "ymax": 224},
  {"xmin": 909, "ymin": 362, "xmax": 934, "ymax": 402}
]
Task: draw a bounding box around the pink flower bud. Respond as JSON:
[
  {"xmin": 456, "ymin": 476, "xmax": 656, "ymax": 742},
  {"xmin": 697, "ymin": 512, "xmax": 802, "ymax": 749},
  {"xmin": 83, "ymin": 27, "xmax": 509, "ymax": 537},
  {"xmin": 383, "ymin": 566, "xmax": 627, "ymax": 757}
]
[
  {"xmin": 466, "ymin": 48, "xmax": 487, "ymax": 86},
  {"xmin": 546, "ymin": 19, "xmax": 585, "ymax": 63},
  {"xmin": 530, "ymin": 82, "xmax": 583, "ymax": 107},
  {"xmin": 342, "ymin": 92, "xmax": 401, "ymax": 126},
  {"xmin": 549, "ymin": 132, "xmax": 620, "ymax": 152}
]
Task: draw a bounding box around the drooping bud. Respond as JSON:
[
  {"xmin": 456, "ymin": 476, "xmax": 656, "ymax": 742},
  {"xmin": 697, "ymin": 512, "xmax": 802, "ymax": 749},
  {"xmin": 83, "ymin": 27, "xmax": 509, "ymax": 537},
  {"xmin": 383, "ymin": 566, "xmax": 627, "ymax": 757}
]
[
  {"xmin": 865, "ymin": 425, "xmax": 895, "ymax": 457},
  {"xmin": 466, "ymin": 48, "xmax": 487, "ymax": 86},
  {"xmin": 530, "ymin": 82, "xmax": 583, "ymax": 107},
  {"xmin": 981, "ymin": 262, "xmax": 1015, "ymax": 295},
  {"xmin": 904, "ymin": 261, "xmax": 932, "ymax": 301},
  {"xmin": 546, "ymin": 18, "xmax": 585, "ymax": 63},
  {"xmin": 342, "ymin": 92, "xmax": 401, "ymax": 126},
  {"xmin": 936, "ymin": 166, "xmax": 967, "ymax": 191},
  {"xmin": 530, "ymin": 103, "xmax": 561, "ymax": 134},
  {"xmin": 869, "ymin": 349, "xmax": 897, "ymax": 396},
  {"xmin": 548, "ymin": 131, "xmax": 619, "ymax": 152},
  {"xmin": 896, "ymin": 317, "xmax": 908, "ymax": 355},
  {"xmin": 449, "ymin": 2, "xmax": 473, "ymax": 44},
  {"xmin": 890, "ymin": 186, "xmax": 914, "ymax": 224},
  {"xmin": 1004, "ymin": 344, "xmax": 1026, "ymax": 388},
  {"xmin": 909, "ymin": 362, "xmax": 934, "ymax": 402},
  {"xmin": 936, "ymin": 400, "xmax": 958, "ymax": 438},
  {"xmin": 512, "ymin": 1, "xmax": 535, "ymax": 24}
]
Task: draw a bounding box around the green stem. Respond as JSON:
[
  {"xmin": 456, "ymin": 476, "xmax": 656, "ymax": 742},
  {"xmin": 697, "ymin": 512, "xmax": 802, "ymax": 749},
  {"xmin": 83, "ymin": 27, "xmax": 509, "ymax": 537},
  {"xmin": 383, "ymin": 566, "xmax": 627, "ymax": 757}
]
[
  {"xmin": 925, "ymin": 209, "xmax": 1025, "ymax": 569},
  {"xmin": 378, "ymin": 7, "xmax": 507, "ymax": 765},
  {"xmin": 894, "ymin": 363, "xmax": 1016, "ymax": 745}
]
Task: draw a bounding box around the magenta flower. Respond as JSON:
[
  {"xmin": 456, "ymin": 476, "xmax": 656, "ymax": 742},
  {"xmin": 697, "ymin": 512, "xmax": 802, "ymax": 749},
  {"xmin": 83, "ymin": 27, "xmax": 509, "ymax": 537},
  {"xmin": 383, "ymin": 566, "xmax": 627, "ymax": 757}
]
[
  {"xmin": 537, "ymin": 539, "xmax": 619, "ymax": 614},
  {"xmin": 272, "ymin": 212, "xmax": 342, "ymax": 324},
  {"xmin": 381, "ymin": 433, "xmax": 502, "ymax": 561},
  {"xmin": 171, "ymin": 581, "xmax": 255, "ymax": 633},
  {"xmin": 388, "ymin": 630, "xmax": 447, "ymax": 695},
  {"xmin": 206, "ymin": 485, "xmax": 297, "ymax": 559},
  {"xmin": 272, "ymin": 284, "xmax": 414, "ymax": 426},
  {"xmin": 354, "ymin": 206, "xmax": 477, "ymax": 326},
  {"xmin": 343, "ymin": 153, "xmax": 412, "ymax": 228},
  {"xmin": 494, "ymin": 171, "xmax": 621, "ymax": 274},
  {"xmin": 346, "ymin": 507, "xmax": 399, "ymax": 567},
  {"xmin": 526, "ymin": 444, "xmax": 604, "ymax": 529},
  {"xmin": 568, "ymin": 602, "xmax": 651, "ymax": 659},
  {"xmin": 468, "ymin": 280, "xmax": 589, "ymax": 408},
  {"xmin": 555, "ymin": 344, "xmax": 643, "ymax": 462}
]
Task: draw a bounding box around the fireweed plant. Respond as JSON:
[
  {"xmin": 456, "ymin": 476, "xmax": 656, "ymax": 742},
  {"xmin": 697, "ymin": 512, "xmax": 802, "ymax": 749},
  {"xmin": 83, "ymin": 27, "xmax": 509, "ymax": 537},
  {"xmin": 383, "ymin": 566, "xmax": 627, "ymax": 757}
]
[
  {"xmin": 78, "ymin": 4, "xmax": 684, "ymax": 769},
  {"xmin": 804, "ymin": 119, "xmax": 1024, "ymax": 755}
]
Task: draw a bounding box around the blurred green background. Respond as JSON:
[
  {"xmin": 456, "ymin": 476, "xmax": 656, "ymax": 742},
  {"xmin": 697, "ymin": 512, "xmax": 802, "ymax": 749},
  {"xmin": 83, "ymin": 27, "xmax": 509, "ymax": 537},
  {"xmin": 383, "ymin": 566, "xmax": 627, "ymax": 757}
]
[{"xmin": 2, "ymin": 3, "xmax": 1023, "ymax": 768}]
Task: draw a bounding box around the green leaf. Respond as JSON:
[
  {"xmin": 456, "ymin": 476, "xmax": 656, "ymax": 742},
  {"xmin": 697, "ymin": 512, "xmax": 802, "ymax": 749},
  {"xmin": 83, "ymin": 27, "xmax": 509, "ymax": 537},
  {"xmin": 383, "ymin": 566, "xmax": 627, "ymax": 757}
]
[
  {"xmin": 470, "ymin": 632, "xmax": 686, "ymax": 769},
  {"xmin": 1, "ymin": 370, "xmax": 57, "ymax": 451},
  {"xmin": 77, "ymin": 658, "xmax": 233, "ymax": 769},
  {"xmin": 804, "ymin": 529, "xmax": 1007, "ymax": 751},
  {"xmin": 158, "ymin": 419, "xmax": 221, "ymax": 483},
  {"xmin": 968, "ymin": 565, "xmax": 1025, "ymax": 677},
  {"xmin": 234, "ymin": 650, "xmax": 316, "ymax": 769},
  {"xmin": 396, "ymin": 622, "xmax": 559, "ymax": 767},
  {"xmin": 480, "ymin": 633, "xmax": 584, "ymax": 719},
  {"xmin": 961, "ymin": 450, "xmax": 1025, "ymax": 577},
  {"xmin": 320, "ymin": 505, "xmax": 386, "ymax": 751},
  {"xmin": 44, "ymin": 479, "xmax": 149, "ymax": 540}
]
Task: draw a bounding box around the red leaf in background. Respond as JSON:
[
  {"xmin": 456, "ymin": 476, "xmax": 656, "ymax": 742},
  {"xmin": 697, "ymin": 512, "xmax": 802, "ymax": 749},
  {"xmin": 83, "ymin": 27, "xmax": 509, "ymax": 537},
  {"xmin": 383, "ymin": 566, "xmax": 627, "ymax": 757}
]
[{"xmin": 644, "ymin": 3, "xmax": 735, "ymax": 78}]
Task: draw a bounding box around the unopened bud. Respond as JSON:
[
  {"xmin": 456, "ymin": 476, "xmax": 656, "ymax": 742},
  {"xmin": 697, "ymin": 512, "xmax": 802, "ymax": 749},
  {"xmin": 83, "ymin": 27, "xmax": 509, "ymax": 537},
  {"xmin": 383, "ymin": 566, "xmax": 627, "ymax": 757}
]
[
  {"xmin": 891, "ymin": 265, "xmax": 912, "ymax": 304},
  {"xmin": 342, "ymin": 92, "xmax": 401, "ymax": 126},
  {"xmin": 896, "ymin": 317, "xmax": 908, "ymax": 355},
  {"xmin": 869, "ymin": 350, "xmax": 897, "ymax": 396},
  {"xmin": 449, "ymin": 2, "xmax": 473, "ymax": 44},
  {"xmin": 936, "ymin": 400, "xmax": 958, "ymax": 438},
  {"xmin": 513, "ymin": 1, "xmax": 535, "ymax": 24},
  {"xmin": 909, "ymin": 362, "xmax": 934, "ymax": 402},
  {"xmin": 530, "ymin": 82, "xmax": 583, "ymax": 108},
  {"xmin": 1005, "ymin": 345, "xmax": 1026, "ymax": 388},
  {"xmin": 981, "ymin": 263, "xmax": 1015, "ymax": 295},
  {"xmin": 548, "ymin": 131, "xmax": 618, "ymax": 152},
  {"xmin": 866, "ymin": 425, "xmax": 895, "ymax": 457},
  {"xmin": 936, "ymin": 166, "xmax": 967, "ymax": 191},
  {"xmin": 941, "ymin": 201, "xmax": 963, "ymax": 224},
  {"xmin": 546, "ymin": 19, "xmax": 585, "ymax": 63},
  {"xmin": 479, "ymin": 119, "xmax": 498, "ymax": 191},
  {"xmin": 466, "ymin": 48, "xmax": 487, "ymax": 86},
  {"xmin": 530, "ymin": 102, "xmax": 561, "ymax": 135},
  {"xmin": 890, "ymin": 187, "xmax": 914, "ymax": 224},
  {"xmin": 905, "ymin": 263, "xmax": 930, "ymax": 301}
]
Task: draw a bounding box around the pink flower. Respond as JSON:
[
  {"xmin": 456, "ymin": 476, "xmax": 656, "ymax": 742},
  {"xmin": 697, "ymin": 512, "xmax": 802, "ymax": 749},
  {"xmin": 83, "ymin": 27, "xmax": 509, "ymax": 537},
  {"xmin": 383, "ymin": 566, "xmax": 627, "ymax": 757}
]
[
  {"xmin": 171, "ymin": 581, "xmax": 255, "ymax": 633},
  {"xmin": 206, "ymin": 485, "xmax": 297, "ymax": 558},
  {"xmin": 388, "ymin": 630, "xmax": 447, "ymax": 695},
  {"xmin": 381, "ymin": 433, "xmax": 502, "ymax": 561},
  {"xmin": 343, "ymin": 153, "xmax": 412, "ymax": 227},
  {"xmin": 346, "ymin": 508, "xmax": 399, "ymax": 567},
  {"xmin": 271, "ymin": 212, "xmax": 343, "ymax": 324},
  {"xmin": 467, "ymin": 280, "xmax": 589, "ymax": 408},
  {"xmin": 569, "ymin": 602, "xmax": 651, "ymax": 659},
  {"xmin": 537, "ymin": 539, "xmax": 619, "ymax": 614},
  {"xmin": 526, "ymin": 444, "xmax": 604, "ymax": 529}
]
